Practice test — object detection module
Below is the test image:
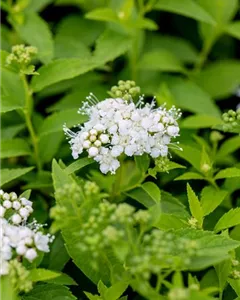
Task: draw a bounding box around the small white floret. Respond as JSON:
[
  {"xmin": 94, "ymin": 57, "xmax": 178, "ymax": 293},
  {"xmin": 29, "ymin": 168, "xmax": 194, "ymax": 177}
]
[
  {"xmin": 12, "ymin": 214, "xmax": 22, "ymax": 224},
  {"xmin": 3, "ymin": 200, "xmax": 12, "ymax": 209},
  {"xmin": 88, "ymin": 147, "xmax": 99, "ymax": 157},
  {"xmin": 25, "ymin": 248, "xmax": 37, "ymax": 262}
]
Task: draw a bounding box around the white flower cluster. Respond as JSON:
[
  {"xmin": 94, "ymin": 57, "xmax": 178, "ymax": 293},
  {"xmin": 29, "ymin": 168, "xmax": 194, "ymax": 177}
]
[
  {"xmin": 64, "ymin": 95, "xmax": 181, "ymax": 174},
  {"xmin": 0, "ymin": 190, "xmax": 54, "ymax": 276}
]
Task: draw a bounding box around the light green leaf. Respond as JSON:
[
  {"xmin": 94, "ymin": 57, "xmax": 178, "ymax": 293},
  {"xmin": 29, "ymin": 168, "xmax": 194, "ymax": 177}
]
[
  {"xmin": 201, "ymin": 186, "xmax": 228, "ymax": 216},
  {"xmin": 165, "ymin": 78, "xmax": 220, "ymax": 117},
  {"xmin": 228, "ymin": 278, "xmax": 240, "ymax": 296},
  {"xmin": 142, "ymin": 182, "xmax": 161, "ymax": 204},
  {"xmin": 155, "ymin": 213, "xmax": 188, "ymax": 230},
  {"xmin": 1, "ymin": 68, "xmax": 25, "ymax": 113},
  {"xmin": 85, "ymin": 8, "xmax": 118, "ymax": 22},
  {"xmin": 28, "ymin": 269, "xmax": 61, "ymax": 282},
  {"xmin": 173, "ymin": 228, "xmax": 240, "ymax": 270},
  {"xmin": 0, "ymin": 276, "xmax": 18, "ymax": 300},
  {"xmin": 1, "ymin": 124, "xmax": 25, "ymax": 139},
  {"xmin": 225, "ymin": 21, "xmax": 240, "ymax": 40},
  {"xmin": 39, "ymin": 109, "xmax": 87, "ymax": 137},
  {"xmin": 181, "ymin": 114, "xmax": 221, "ymax": 129},
  {"xmin": 215, "ymin": 259, "xmax": 232, "ymax": 293},
  {"xmin": 104, "ymin": 281, "xmax": 129, "ymax": 300},
  {"xmin": 173, "ymin": 144, "xmax": 202, "ymax": 171},
  {"xmin": 0, "ymin": 138, "xmax": 31, "ymax": 158},
  {"xmin": 55, "ymin": 15, "xmax": 104, "ymax": 47},
  {"xmin": 145, "ymin": 33, "xmax": 198, "ymax": 63},
  {"xmin": 161, "ymin": 191, "xmax": 190, "ymax": 219},
  {"xmin": 154, "ymin": 0, "xmax": 215, "ymax": 24},
  {"xmin": 187, "ymin": 183, "xmax": 203, "ymax": 226},
  {"xmin": 65, "ymin": 157, "xmax": 94, "ymax": 175},
  {"xmin": 215, "ymin": 208, "xmax": 240, "ymax": 232},
  {"xmin": 175, "ymin": 172, "xmax": 205, "ymax": 181},
  {"xmin": 26, "ymin": 0, "xmax": 54, "ymax": 12},
  {"xmin": 14, "ymin": 12, "xmax": 54, "ymax": 64},
  {"xmin": 44, "ymin": 273, "xmax": 77, "ymax": 286},
  {"xmin": 31, "ymin": 58, "xmax": 97, "ymax": 92},
  {"xmin": 21, "ymin": 283, "xmax": 77, "ymax": 300},
  {"xmin": 217, "ymin": 136, "xmax": 240, "ymax": 159},
  {"xmin": 194, "ymin": 60, "xmax": 240, "ymax": 100},
  {"xmin": 0, "ymin": 167, "xmax": 34, "ymax": 186},
  {"xmin": 215, "ymin": 168, "xmax": 240, "ymax": 180},
  {"xmin": 139, "ymin": 50, "xmax": 185, "ymax": 73},
  {"xmin": 126, "ymin": 182, "xmax": 161, "ymax": 207},
  {"xmin": 93, "ymin": 29, "xmax": 131, "ymax": 64}
]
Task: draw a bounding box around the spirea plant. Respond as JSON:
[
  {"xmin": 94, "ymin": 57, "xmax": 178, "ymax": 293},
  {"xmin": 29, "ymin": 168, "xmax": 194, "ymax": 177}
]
[{"xmin": 1, "ymin": 0, "xmax": 240, "ymax": 300}]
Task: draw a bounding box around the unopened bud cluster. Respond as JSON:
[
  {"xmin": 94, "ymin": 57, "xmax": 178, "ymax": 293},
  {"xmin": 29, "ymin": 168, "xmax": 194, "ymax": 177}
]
[
  {"xmin": 229, "ymin": 259, "xmax": 240, "ymax": 279},
  {"xmin": 109, "ymin": 80, "xmax": 141, "ymax": 101},
  {"xmin": 64, "ymin": 90, "xmax": 181, "ymax": 174},
  {"xmin": 6, "ymin": 44, "xmax": 37, "ymax": 66},
  {"xmin": 222, "ymin": 109, "xmax": 240, "ymax": 132},
  {"xmin": 78, "ymin": 201, "xmax": 150, "ymax": 267},
  {"xmin": 0, "ymin": 189, "xmax": 54, "ymax": 276},
  {"xmin": 8, "ymin": 259, "xmax": 32, "ymax": 293},
  {"xmin": 84, "ymin": 181, "xmax": 100, "ymax": 196},
  {"xmin": 128, "ymin": 230, "xmax": 199, "ymax": 280}
]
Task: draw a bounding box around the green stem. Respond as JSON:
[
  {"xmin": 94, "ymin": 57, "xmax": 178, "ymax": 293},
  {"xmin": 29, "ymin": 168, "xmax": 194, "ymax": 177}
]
[{"xmin": 21, "ymin": 73, "xmax": 42, "ymax": 171}]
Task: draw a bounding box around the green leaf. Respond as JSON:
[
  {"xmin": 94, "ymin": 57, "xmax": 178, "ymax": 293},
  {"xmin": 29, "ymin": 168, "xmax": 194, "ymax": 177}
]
[
  {"xmin": 65, "ymin": 157, "xmax": 94, "ymax": 175},
  {"xmin": 173, "ymin": 144, "xmax": 202, "ymax": 171},
  {"xmin": 39, "ymin": 132, "xmax": 63, "ymax": 163},
  {"xmin": 0, "ymin": 276, "xmax": 18, "ymax": 300},
  {"xmin": 187, "ymin": 183, "xmax": 203, "ymax": 226},
  {"xmin": 155, "ymin": 213, "xmax": 188, "ymax": 230},
  {"xmin": 154, "ymin": 0, "xmax": 215, "ymax": 24},
  {"xmin": 26, "ymin": 0, "xmax": 54, "ymax": 12},
  {"xmin": 215, "ymin": 168, "xmax": 240, "ymax": 180},
  {"xmin": 194, "ymin": 60, "xmax": 240, "ymax": 100},
  {"xmin": 134, "ymin": 154, "xmax": 150, "ymax": 173},
  {"xmin": 201, "ymin": 186, "xmax": 228, "ymax": 216},
  {"xmin": 165, "ymin": 78, "xmax": 220, "ymax": 117},
  {"xmin": 22, "ymin": 283, "xmax": 77, "ymax": 300},
  {"xmin": 31, "ymin": 58, "xmax": 97, "ymax": 92},
  {"xmin": 104, "ymin": 281, "xmax": 129, "ymax": 300},
  {"xmin": 139, "ymin": 50, "xmax": 185, "ymax": 73},
  {"xmin": 225, "ymin": 21, "xmax": 240, "ymax": 40},
  {"xmin": 181, "ymin": 114, "xmax": 221, "ymax": 129},
  {"xmin": 55, "ymin": 15, "xmax": 104, "ymax": 47},
  {"xmin": 13, "ymin": 12, "xmax": 54, "ymax": 64},
  {"xmin": 39, "ymin": 109, "xmax": 87, "ymax": 137},
  {"xmin": 215, "ymin": 208, "xmax": 240, "ymax": 232},
  {"xmin": 44, "ymin": 273, "xmax": 77, "ymax": 286},
  {"xmin": 228, "ymin": 278, "xmax": 240, "ymax": 296},
  {"xmin": 145, "ymin": 33, "xmax": 198, "ymax": 63},
  {"xmin": 1, "ymin": 68, "xmax": 25, "ymax": 113},
  {"xmin": 215, "ymin": 259, "xmax": 232, "ymax": 293},
  {"xmin": 173, "ymin": 228, "xmax": 240, "ymax": 270},
  {"xmin": 161, "ymin": 191, "xmax": 190, "ymax": 219},
  {"xmin": 1, "ymin": 123, "xmax": 25, "ymax": 139},
  {"xmin": 0, "ymin": 138, "xmax": 31, "ymax": 158},
  {"xmin": 93, "ymin": 29, "xmax": 131, "ymax": 64},
  {"xmin": 175, "ymin": 172, "xmax": 205, "ymax": 181},
  {"xmin": 85, "ymin": 8, "xmax": 118, "ymax": 22},
  {"xmin": 0, "ymin": 167, "xmax": 34, "ymax": 186},
  {"xmin": 217, "ymin": 136, "xmax": 240, "ymax": 159},
  {"xmin": 126, "ymin": 182, "xmax": 161, "ymax": 207},
  {"xmin": 28, "ymin": 269, "xmax": 61, "ymax": 282}
]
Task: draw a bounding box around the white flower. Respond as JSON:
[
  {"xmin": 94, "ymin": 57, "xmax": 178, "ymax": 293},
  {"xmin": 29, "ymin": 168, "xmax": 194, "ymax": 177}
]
[
  {"xmin": 0, "ymin": 260, "xmax": 9, "ymax": 276},
  {"xmin": 12, "ymin": 214, "xmax": 22, "ymax": 224},
  {"xmin": 34, "ymin": 232, "xmax": 50, "ymax": 252},
  {"xmin": 25, "ymin": 249, "xmax": 37, "ymax": 262},
  {"xmin": 64, "ymin": 95, "xmax": 181, "ymax": 174},
  {"xmin": 0, "ymin": 206, "xmax": 6, "ymax": 217},
  {"xmin": 3, "ymin": 200, "xmax": 12, "ymax": 209}
]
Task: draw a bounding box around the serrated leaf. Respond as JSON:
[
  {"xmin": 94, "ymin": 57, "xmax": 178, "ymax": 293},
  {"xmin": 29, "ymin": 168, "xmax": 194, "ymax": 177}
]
[
  {"xmin": 13, "ymin": 12, "xmax": 54, "ymax": 64},
  {"xmin": 214, "ymin": 168, "xmax": 240, "ymax": 180},
  {"xmin": 139, "ymin": 50, "xmax": 185, "ymax": 73},
  {"xmin": 215, "ymin": 208, "xmax": 240, "ymax": 232},
  {"xmin": 175, "ymin": 172, "xmax": 205, "ymax": 181},
  {"xmin": 134, "ymin": 154, "xmax": 150, "ymax": 173},
  {"xmin": 161, "ymin": 191, "xmax": 189, "ymax": 219},
  {"xmin": 28, "ymin": 269, "xmax": 61, "ymax": 282},
  {"xmin": 225, "ymin": 21, "xmax": 240, "ymax": 40},
  {"xmin": 0, "ymin": 167, "xmax": 34, "ymax": 186},
  {"xmin": 173, "ymin": 144, "xmax": 202, "ymax": 171},
  {"xmin": 187, "ymin": 183, "xmax": 203, "ymax": 226},
  {"xmin": 195, "ymin": 60, "xmax": 240, "ymax": 100},
  {"xmin": 39, "ymin": 109, "xmax": 87, "ymax": 137},
  {"xmin": 65, "ymin": 157, "xmax": 94, "ymax": 174},
  {"xmin": 201, "ymin": 186, "xmax": 228, "ymax": 216},
  {"xmin": 173, "ymin": 228, "xmax": 240, "ymax": 269},
  {"xmin": 142, "ymin": 182, "xmax": 161, "ymax": 204},
  {"xmin": 21, "ymin": 283, "xmax": 77, "ymax": 300},
  {"xmin": 155, "ymin": 213, "xmax": 188, "ymax": 230},
  {"xmin": 1, "ymin": 68, "xmax": 25, "ymax": 113},
  {"xmin": 44, "ymin": 273, "xmax": 77, "ymax": 286},
  {"xmin": 104, "ymin": 281, "xmax": 129, "ymax": 300},
  {"xmin": 215, "ymin": 259, "xmax": 232, "ymax": 293},
  {"xmin": 154, "ymin": 0, "xmax": 215, "ymax": 24},
  {"xmin": 0, "ymin": 138, "xmax": 31, "ymax": 158},
  {"xmin": 181, "ymin": 114, "xmax": 221, "ymax": 129}
]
